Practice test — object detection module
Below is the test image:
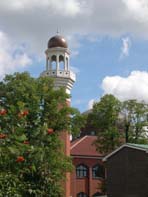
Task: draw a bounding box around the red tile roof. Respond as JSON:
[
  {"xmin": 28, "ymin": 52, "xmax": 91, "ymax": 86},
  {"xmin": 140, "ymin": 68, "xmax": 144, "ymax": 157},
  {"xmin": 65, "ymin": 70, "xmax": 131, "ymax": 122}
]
[{"xmin": 71, "ymin": 135, "xmax": 103, "ymax": 157}]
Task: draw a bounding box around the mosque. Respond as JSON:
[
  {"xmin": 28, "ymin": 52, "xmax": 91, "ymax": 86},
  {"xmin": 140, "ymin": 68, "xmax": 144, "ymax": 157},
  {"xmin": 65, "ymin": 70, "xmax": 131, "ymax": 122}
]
[{"xmin": 41, "ymin": 34, "xmax": 105, "ymax": 197}]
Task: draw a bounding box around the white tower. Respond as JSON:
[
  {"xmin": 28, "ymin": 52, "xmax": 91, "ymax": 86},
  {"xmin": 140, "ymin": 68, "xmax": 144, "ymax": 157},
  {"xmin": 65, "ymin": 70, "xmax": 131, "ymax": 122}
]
[
  {"xmin": 40, "ymin": 35, "xmax": 76, "ymax": 94},
  {"xmin": 40, "ymin": 34, "xmax": 75, "ymax": 197}
]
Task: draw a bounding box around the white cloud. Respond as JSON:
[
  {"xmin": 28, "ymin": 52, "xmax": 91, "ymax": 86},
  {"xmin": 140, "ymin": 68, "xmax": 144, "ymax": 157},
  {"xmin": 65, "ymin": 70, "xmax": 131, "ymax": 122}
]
[
  {"xmin": 102, "ymin": 71, "xmax": 148, "ymax": 102},
  {"xmin": 0, "ymin": 31, "xmax": 32, "ymax": 79},
  {"xmin": 0, "ymin": 0, "xmax": 81, "ymax": 16},
  {"xmin": 1, "ymin": 0, "xmax": 148, "ymax": 77},
  {"xmin": 123, "ymin": 0, "xmax": 148, "ymax": 22},
  {"xmin": 88, "ymin": 99, "xmax": 95, "ymax": 109},
  {"xmin": 120, "ymin": 37, "xmax": 131, "ymax": 58},
  {"xmin": 1, "ymin": 0, "xmax": 148, "ymax": 57}
]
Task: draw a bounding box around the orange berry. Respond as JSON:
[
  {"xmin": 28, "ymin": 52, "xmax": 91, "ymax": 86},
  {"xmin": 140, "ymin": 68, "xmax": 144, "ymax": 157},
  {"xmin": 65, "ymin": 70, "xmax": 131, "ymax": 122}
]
[
  {"xmin": 23, "ymin": 110, "xmax": 29, "ymax": 116},
  {"xmin": 0, "ymin": 133, "xmax": 7, "ymax": 139},
  {"xmin": 18, "ymin": 110, "xmax": 29, "ymax": 118},
  {"xmin": 0, "ymin": 109, "xmax": 7, "ymax": 115},
  {"xmin": 23, "ymin": 141, "xmax": 29, "ymax": 145},
  {"xmin": 47, "ymin": 128, "xmax": 53, "ymax": 135},
  {"xmin": 16, "ymin": 156, "xmax": 25, "ymax": 162}
]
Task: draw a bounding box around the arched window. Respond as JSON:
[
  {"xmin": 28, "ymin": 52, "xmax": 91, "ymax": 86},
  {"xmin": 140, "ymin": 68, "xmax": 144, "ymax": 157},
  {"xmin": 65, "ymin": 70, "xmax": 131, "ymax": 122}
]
[
  {"xmin": 76, "ymin": 164, "xmax": 88, "ymax": 178},
  {"xmin": 93, "ymin": 192, "xmax": 103, "ymax": 197},
  {"xmin": 92, "ymin": 164, "xmax": 105, "ymax": 179},
  {"xmin": 59, "ymin": 55, "xmax": 64, "ymax": 70},
  {"xmin": 51, "ymin": 55, "xmax": 56, "ymax": 70},
  {"xmin": 77, "ymin": 192, "xmax": 88, "ymax": 197}
]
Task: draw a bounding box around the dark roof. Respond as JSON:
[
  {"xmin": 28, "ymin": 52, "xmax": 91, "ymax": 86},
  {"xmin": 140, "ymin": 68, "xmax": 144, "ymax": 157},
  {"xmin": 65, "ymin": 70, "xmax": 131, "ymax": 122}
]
[
  {"xmin": 71, "ymin": 135, "xmax": 104, "ymax": 157},
  {"xmin": 103, "ymin": 143, "xmax": 148, "ymax": 161},
  {"xmin": 48, "ymin": 35, "xmax": 68, "ymax": 48}
]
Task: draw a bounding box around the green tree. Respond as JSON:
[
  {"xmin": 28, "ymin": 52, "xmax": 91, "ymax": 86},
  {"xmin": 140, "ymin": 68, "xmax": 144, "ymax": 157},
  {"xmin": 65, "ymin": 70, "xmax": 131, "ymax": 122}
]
[
  {"xmin": 0, "ymin": 72, "xmax": 84, "ymax": 196},
  {"xmin": 122, "ymin": 99, "xmax": 148, "ymax": 144},
  {"xmin": 89, "ymin": 94, "xmax": 122, "ymax": 153}
]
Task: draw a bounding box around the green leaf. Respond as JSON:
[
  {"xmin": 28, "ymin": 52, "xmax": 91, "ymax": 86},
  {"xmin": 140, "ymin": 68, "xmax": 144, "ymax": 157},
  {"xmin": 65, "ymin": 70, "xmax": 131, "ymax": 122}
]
[
  {"xmin": 14, "ymin": 134, "xmax": 27, "ymax": 142},
  {"xmin": 7, "ymin": 146, "xmax": 20, "ymax": 155}
]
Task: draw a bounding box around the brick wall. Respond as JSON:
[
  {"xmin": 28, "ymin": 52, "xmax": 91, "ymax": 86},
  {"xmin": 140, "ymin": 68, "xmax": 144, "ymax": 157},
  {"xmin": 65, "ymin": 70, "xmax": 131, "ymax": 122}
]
[{"xmin": 70, "ymin": 157, "xmax": 104, "ymax": 197}]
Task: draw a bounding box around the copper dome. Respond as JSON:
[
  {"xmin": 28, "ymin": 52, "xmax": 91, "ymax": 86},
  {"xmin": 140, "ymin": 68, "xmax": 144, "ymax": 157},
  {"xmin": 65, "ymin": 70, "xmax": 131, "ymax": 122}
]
[{"xmin": 48, "ymin": 35, "xmax": 68, "ymax": 48}]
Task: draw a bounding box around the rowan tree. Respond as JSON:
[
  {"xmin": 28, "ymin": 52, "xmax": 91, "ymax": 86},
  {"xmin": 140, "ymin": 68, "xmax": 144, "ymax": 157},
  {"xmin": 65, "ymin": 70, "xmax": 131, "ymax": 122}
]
[{"xmin": 0, "ymin": 72, "xmax": 84, "ymax": 196}]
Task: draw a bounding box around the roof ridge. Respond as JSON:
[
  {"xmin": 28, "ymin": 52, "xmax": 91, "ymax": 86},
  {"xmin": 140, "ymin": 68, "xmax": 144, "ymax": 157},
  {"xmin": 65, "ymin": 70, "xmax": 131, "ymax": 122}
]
[
  {"xmin": 103, "ymin": 143, "xmax": 148, "ymax": 162},
  {"xmin": 127, "ymin": 143, "xmax": 148, "ymax": 149},
  {"xmin": 71, "ymin": 135, "xmax": 88, "ymax": 150}
]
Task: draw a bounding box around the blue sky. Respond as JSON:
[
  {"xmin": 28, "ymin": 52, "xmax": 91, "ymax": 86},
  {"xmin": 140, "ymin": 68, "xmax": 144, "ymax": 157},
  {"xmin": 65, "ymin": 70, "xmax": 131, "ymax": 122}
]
[
  {"xmin": 66, "ymin": 36, "xmax": 148, "ymax": 111},
  {"xmin": 1, "ymin": 0, "xmax": 148, "ymax": 112}
]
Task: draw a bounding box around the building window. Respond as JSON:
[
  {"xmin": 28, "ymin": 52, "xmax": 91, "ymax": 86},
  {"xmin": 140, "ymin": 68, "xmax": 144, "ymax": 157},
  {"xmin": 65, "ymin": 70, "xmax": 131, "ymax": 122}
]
[
  {"xmin": 92, "ymin": 164, "xmax": 105, "ymax": 179},
  {"xmin": 93, "ymin": 192, "xmax": 103, "ymax": 197},
  {"xmin": 76, "ymin": 164, "xmax": 88, "ymax": 178},
  {"xmin": 77, "ymin": 192, "xmax": 88, "ymax": 197},
  {"xmin": 90, "ymin": 131, "xmax": 96, "ymax": 135}
]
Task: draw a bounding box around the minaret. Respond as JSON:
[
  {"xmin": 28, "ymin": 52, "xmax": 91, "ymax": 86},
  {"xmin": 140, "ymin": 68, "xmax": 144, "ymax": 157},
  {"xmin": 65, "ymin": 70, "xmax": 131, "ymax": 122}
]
[
  {"xmin": 40, "ymin": 34, "xmax": 76, "ymax": 197},
  {"xmin": 41, "ymin": 34, "xmax": 76, "ymax": 94}
]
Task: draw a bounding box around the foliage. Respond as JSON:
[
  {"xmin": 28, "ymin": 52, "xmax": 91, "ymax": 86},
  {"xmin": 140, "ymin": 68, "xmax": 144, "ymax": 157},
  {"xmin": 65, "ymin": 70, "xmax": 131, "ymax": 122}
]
[
  {"xmin": 122, "ymin": 99, "xmax": 148, "ymax": 144},
  {"xmin": 0, "ymin": 72, "xmax": 84, "ymax": 196},
  {"xmin": 86, "ymin": 94, "xmax": 148, "ymax": 154},
  {"xmin": 91, "ymin": 94, "xmax": 121, "ymax": 130},
  {"xmin": 89, "ymin": 94, "xmax": 122, "ymax": 153}
]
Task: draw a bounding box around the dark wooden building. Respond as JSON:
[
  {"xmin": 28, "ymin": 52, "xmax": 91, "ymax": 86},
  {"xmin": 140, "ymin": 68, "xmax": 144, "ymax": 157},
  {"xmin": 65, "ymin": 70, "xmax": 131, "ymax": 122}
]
[{"xmin": 103, "ymin": 143, "xmax": 148, "ymax": 197}]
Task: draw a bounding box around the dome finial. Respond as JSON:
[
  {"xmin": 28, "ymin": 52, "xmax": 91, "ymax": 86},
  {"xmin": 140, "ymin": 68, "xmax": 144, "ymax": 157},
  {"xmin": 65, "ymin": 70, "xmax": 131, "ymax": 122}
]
[{"xmin": 56, "ymin": 27, "xmax": 60, "ymax": 35}]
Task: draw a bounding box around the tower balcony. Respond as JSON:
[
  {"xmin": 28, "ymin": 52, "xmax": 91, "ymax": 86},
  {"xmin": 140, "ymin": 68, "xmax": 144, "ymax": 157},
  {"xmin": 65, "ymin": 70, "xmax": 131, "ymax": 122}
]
[{"xmin": 40, "ymin": 70, "xmax": 76, "ymax": 82}]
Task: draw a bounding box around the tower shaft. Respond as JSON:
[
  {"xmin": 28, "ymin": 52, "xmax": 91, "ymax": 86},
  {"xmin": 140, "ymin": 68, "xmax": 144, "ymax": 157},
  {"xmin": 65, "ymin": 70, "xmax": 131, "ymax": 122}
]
[{"xmin": 40, "ymin": 34, "xmax": 76, "ymax": 197}]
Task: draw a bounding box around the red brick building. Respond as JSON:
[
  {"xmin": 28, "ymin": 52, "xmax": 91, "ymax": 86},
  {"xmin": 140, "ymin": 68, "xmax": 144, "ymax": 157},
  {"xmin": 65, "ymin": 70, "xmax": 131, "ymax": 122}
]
[{"xmin": 70, "ymin": 136, "xmax": 105, "ymax": 197}]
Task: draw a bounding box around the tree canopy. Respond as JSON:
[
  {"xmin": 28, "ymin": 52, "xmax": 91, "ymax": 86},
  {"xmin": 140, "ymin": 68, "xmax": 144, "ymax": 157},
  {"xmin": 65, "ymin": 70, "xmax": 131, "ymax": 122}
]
[
  {"xmin": 0, "ymin": 72, "xmax": 84, "ymax": 196},
  {"xmin": 88, "ymin": 94, "xmax": 122, "ymax": 153},
  {"xmin": 122, "ymin": 99, "xmax": 148, "ymax": 144},
  {"xmin": 85, "ymin": 94, "xmax": 148, "ymax": 154}
]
